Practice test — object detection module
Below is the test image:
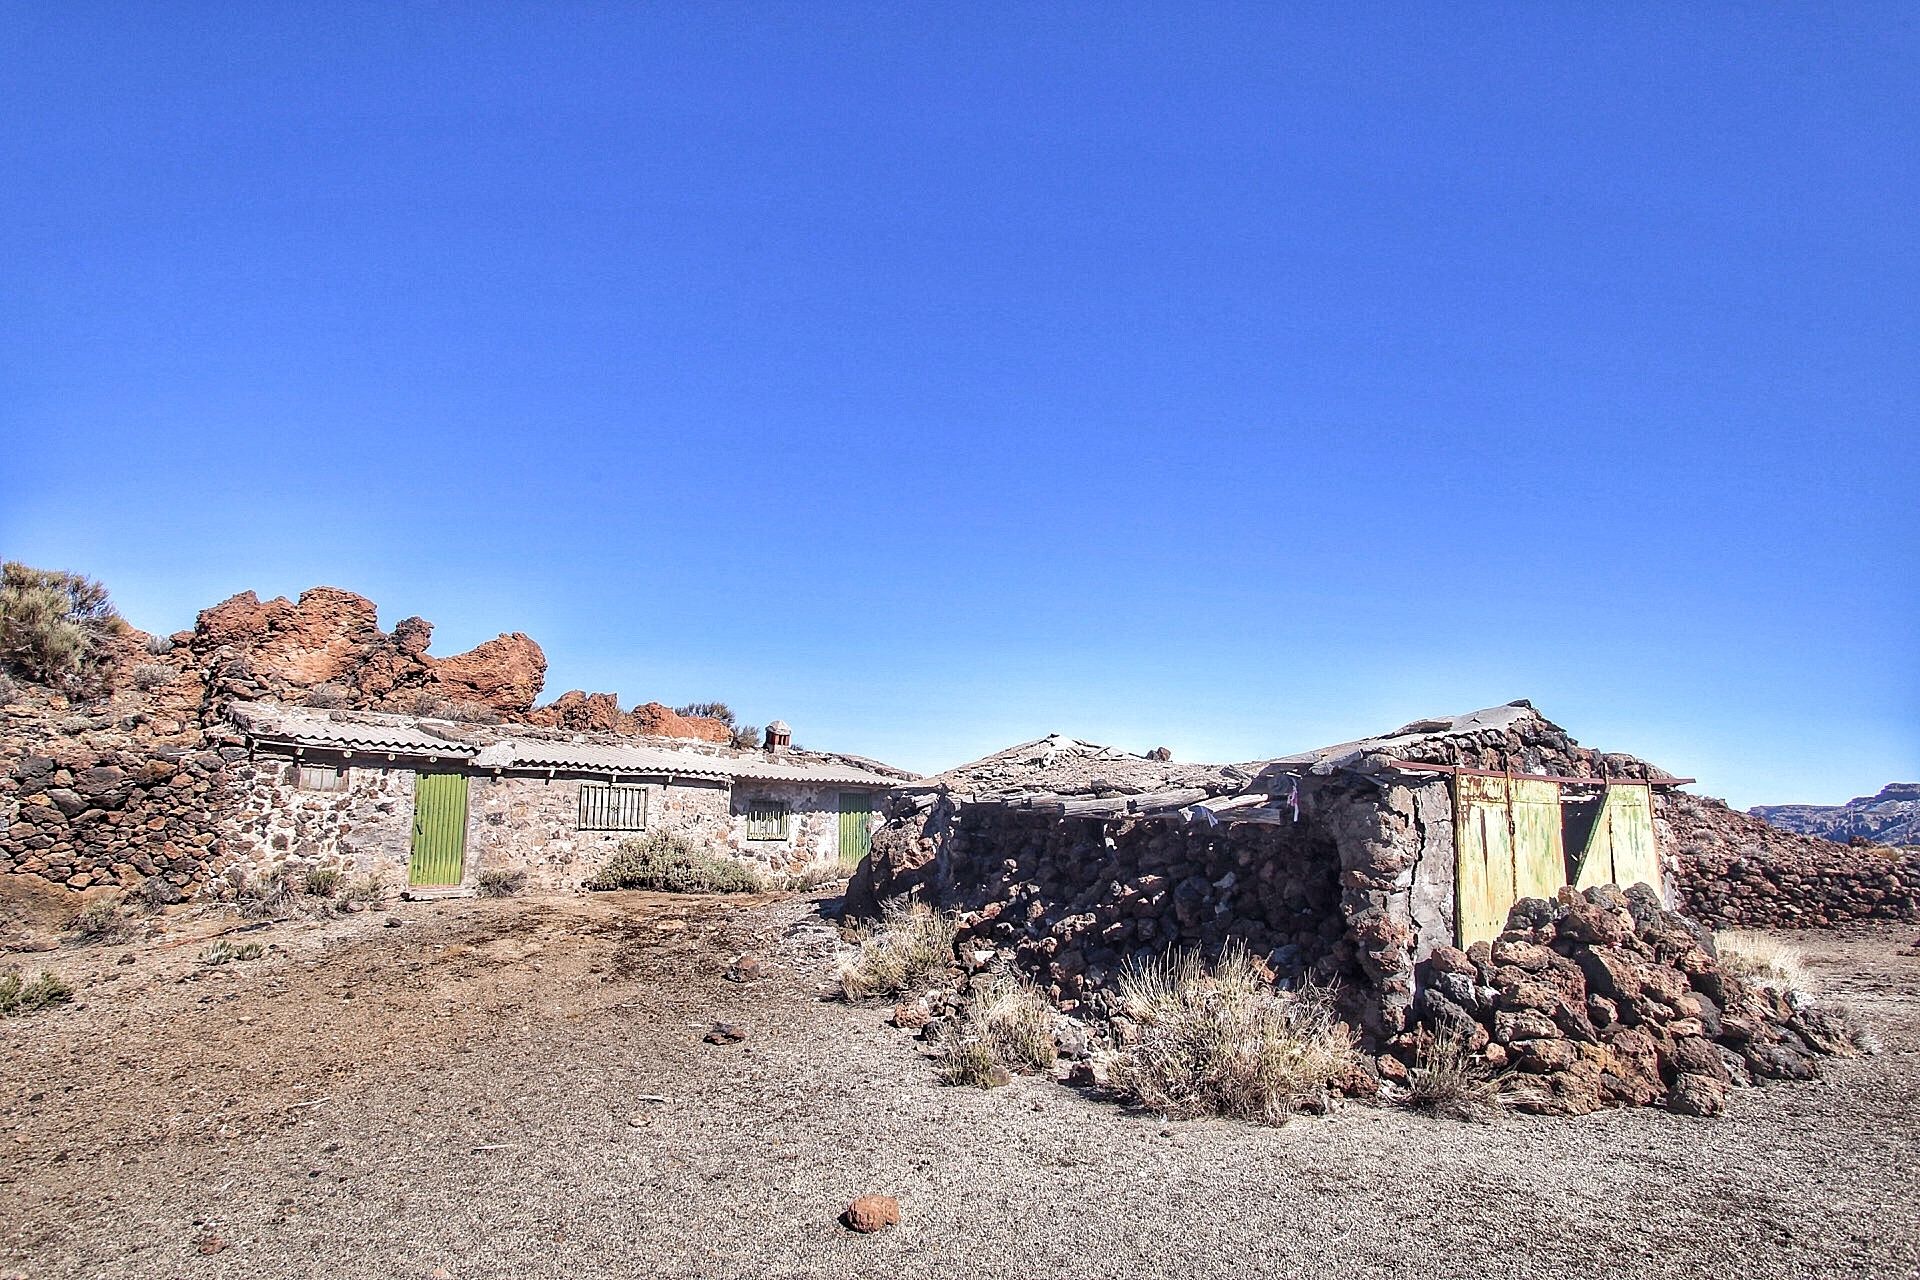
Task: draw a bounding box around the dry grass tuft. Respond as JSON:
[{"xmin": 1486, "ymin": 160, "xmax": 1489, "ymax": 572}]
[
  {"xmin": 936, "ymin": 973, "xmax": 1060, "ymax": 1088},
  {"xmin": 768, "ymin": 862, "xmax": 848, "ymax": 893},
  {"xmin": 475, "ymin": 868, "xmax": 529, "ymax": 898},
  {"xmin": 342, "ymin": 872, "xmax": 391, "ymax": 907},
  {"xmin": 0, "ymin": 967, "xmax": 73, "ymax": 1016},
  {"xmin": 303, "ymin": 867, "xmax": 344, "ymax": 898},
  {"xmin": 835, "ymin": 903, "xmax": 958, "ymax": 1001},
  {"xmin": 1715, "ymin": 930, "xmax": 1812, "ymax": 997},
  {"xmin": 64, "ymin": 893, "xmax": 134, "ymax": 943},
  {"xmin": 204, "ymin": 939, "xmax": 265, "ymax": 965},
  {"xmin": 1403, "ymin": 1030, "xmax": 1503, "ymax": 1121},
  {"xmin": 1101, "ymin": 941, "xmax": 1357, "ymax": 1126}
]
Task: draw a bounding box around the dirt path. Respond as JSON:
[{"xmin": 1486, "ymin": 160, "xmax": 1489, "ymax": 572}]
[{"xmin": 4, "ymin": 893, "xmax": 1916, "ymax": 1280}]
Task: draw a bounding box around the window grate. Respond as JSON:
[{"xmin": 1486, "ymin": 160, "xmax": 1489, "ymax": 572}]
[
  {"xmin": 296, "ymin": 763, "xmax": 349, "ymax": 792},
  {"xmin": 578, "ymin": 783, "xmax": 648, "ymax": 831},
  {"xmin": 745, "ymin": 799, "xmax": 791, "ymax": 841}
]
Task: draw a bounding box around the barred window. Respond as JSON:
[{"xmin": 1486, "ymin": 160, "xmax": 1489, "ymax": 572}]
[
  {"xmin": 578, "ymin": 783, "xmax": 648, "ymax": 831},
  {"xmin": 745, "ymin": 799, "xmax": 791, "ymax": 841},
  {"xmin": 296, "ymin": 763, "xmax": 349, "ymax": 792}
]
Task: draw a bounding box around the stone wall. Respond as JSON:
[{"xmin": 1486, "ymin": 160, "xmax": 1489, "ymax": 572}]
[
  {"xmin": 0, "ymin": 663, "xmax": 229, "ymax": 898},
  {"xmin": 467, "ymin": 773, "xmax": 732, "ymax": 890},
  {"xmin": 725, "ymin": 781, "xmax": 875, "ymax": 870},
  {"xmin": 219, "ymin": 751, "xmax": 418, "ymax": 884},
  {"xmin": 1661, "ymin": 790, "xmax": 1920, "ymax": 927}
]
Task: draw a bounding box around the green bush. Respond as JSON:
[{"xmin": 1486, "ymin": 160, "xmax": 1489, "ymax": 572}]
[
  {"xmin": 0, "ymin": 967, "xmax": 73, "ymax": 1016},
  {"xmin": 0, "ymin": 562, "xmax": 122, "ymax": 691},
  {"xmin": 585, "ymin": 830, "xmax": 766, "ymax": 894}
]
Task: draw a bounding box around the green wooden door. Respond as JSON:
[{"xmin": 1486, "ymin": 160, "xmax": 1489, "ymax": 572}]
[
  {"xmin": 410, "ymin": 772, "xmax": 469, "ymax": 886},
  {"xmin": 837, "ymin": 793, "xmax": 874, "ymax": 869}
]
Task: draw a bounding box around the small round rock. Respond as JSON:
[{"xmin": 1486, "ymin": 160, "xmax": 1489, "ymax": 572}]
[{"xmin": 842, "ymin": 1195, "xmax": 901, "ymax": 1233}]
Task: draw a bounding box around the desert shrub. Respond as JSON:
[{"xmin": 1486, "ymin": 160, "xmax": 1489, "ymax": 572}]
[
  {"xmin": 442, "ymin": 700, "xmax": 501, "ymax": 724},
  {"xmin": 0, "ymin": 968, "xmax": 73, "ymax": 1016},
  {"xmin": 144, "ymin": 633, "xmax": 175, "ymax": 656},
  {"xmin": 203, "ymin": 939, "xmax": 265, "ymax": 965},
  {"xmin": 230, "ymin": 867, "xmax": 297, "ymax": 919},
  {"xmin": 303, "ymin": 867, "xmax": 344, "ymax": 898},
  {"xmin": 1403, "ymin": 1030, "xmax": 1503, "ymax": 1121},
  {"xmin": 935, "ymin": 980, "xmax": 1044, "ymax": 1089},
  {"xmin": 0, "ymin": 674, "xmax": 17, "ymax": 706},
  {"xmin": 1100, "ymin": 942, "xmax": 1357, "ymax": 1126},
  {"xmin": 134, "ymin": 875, "xmax": 181, "ymax": 912},
  {"xmin": 1715, "ymin": 930, "xmax": 1811, "ymax": 998},
  {"xmin": 0, "ymin": 562, "xmax": 121, "ymax": 691},
  {"xmin": 835, "ymin": 903, "xmax": 958, "ymax": 1001},
  {"xmin": 342, "ymin": 871, "xmax": 391, "ymax": 906},
  {"xmin": 731, "ymin": 724, "xmax": 762, "ymax": 750},
  {"xmin": 64, "ymin": 893, "xmax": 133, "ymax": 943},
  {"xmin": 130, "ymin": 662, "xmax": 175, "ymax": 691},
  {"xmin": 305, "ymin": 682, "xmax": 353, "ymax": 709},
  {"xmin": 585, "ymin": 830, "xmax": 766, "ymax": 894},
  {"xmin": 675, "ymin": 701, "xmax": 736, "ymax": 726},
  {"xmin": 475, "ymin": 868, "xmax": 528, "ymax": 898}
]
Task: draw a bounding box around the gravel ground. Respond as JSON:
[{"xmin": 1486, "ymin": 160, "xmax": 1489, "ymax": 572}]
[{"xmin": 4, "ymin": 888, "xmax": 1916, "ymax": 1280}]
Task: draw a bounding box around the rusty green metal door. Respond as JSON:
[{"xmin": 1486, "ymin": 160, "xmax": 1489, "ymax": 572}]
[
  {"xmin": 1574, "ymin": 783, "xmax": 1660, "ymax": 895},
  {"xmin": 837, "ymin": 793, "xmax": 873, "ymax": 869},
  {"xmin": 1456, "ymin": 775, "xmax": 1569, "ymax": 946},
  {"xmin": 1455, "ymin": 774, "xmax": 1515, "ymax": 947},
  {"xmin": 409, "ymin": 771, "xmax": 469, "ymax": 887}
]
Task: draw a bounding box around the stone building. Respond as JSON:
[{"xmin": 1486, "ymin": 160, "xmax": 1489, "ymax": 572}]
[
  {"xmin": 220, "ymin": 702, "xmax": 908, "ymax": 892},
  {"xmin": 852, "ymin": 702, "xmax": 1784, "ymax": 1039}
]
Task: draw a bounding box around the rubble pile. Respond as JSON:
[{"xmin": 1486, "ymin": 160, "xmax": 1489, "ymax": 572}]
[
  {"xmin": 1406, "ymin": 883, "xmax": 1868, "ymax": 1116},
  {"xmin": 1664, "ymin": 791, "xmax": 1920, "ymax": 928}
]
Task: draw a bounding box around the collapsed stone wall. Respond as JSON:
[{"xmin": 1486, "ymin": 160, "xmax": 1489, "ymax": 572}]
[
  {"xmin": 1407, "ymin": 883, "xmax": 1869, "ymax": 1116},
  {"xmin": 1661, "ymin": 791, "xmax": 1920, "ymax": 927},
  {"xmin": 865, "ymin": 801, "xmax": 1352, "ymax": 1017}
]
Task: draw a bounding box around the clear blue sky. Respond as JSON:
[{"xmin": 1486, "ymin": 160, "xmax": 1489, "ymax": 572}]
[{"xmin": 3, "ymin": 5, "xmax": 1914, "ymax": 808}]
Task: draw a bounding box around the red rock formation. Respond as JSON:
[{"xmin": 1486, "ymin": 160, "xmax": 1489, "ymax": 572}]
[
  {"xmin": 628, "ymin": 702, "xmax": 733, "ymax": 743},
  {"xmin": 527, "ymin": 691, "xmax": 629, "ymax": 733},
  {"xmin": 190, "ymin": 587, "xmax": 546, "ymax": 717}
]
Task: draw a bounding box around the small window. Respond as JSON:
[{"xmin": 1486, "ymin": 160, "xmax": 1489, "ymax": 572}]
[
  {"xmin": 296, "ymin": 763, "xmax": 349, "ymax": 792},
  {"xmin": 579, "ymin": 783, "xmax": 649, "ymax": 831},
  {"xmin": 745, "ymin": 799, "xmax": 792, "ymax": 841}
]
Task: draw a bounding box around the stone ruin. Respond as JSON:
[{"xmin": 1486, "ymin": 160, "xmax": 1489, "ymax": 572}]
[{"xmin": 851, "ymin": 706, "xmax": 1913, "ymax": 1114}]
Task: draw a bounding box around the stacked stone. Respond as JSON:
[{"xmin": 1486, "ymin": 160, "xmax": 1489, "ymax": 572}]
[
  {"xmin": 2, "ymin": 743, "xmax": 230, "ymax": 894},
  {"xmin": 1664, "ymin": 792, "xmax": 1919, "ymax": 928},
  {"xmin": 935, "ymin": 809, "xmax": 1350, "ymax": 1013},
  {"xmin": 1406, "ymin": 883, "xmax": 1861, "ymax": 1116}
]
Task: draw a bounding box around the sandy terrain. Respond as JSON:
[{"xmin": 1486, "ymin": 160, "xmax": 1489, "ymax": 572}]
[{"xmin": 3, "ymin": 887, "xmax": 1916, "ymax": 1280}]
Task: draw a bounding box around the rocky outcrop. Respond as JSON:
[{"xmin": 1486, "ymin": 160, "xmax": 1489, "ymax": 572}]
[
  {"xmin": 526, "ymin": 693, "xmax": 732, "ymax": 741},
  {"xmin": 190, "ymin": 587, "xmax": 546, "ymax": 717},
  {"xmin": 1752, "ymin": 783, "xmax": 1920, "ymax": 848},
  {"xmin": 1407, "ymin": 884, "xmax": 1869, "ymax": 1116},
  {"xmin": 627, "ymin": 702, "xmax": 732, "ymax": 743},
  {"xmin": 1664, "ymin": 791, "xmax": 1919, "ymax": 927}
]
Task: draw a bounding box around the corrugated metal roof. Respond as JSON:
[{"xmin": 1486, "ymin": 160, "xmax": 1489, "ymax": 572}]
[
  {"xmin": 727, "ymin": 757, "xmax": 904, "ymax": 789},
  {"xmin": 472, "ymin": 739, "xmax": 734, "ymax": 781},
  {"xmin": 228, "ymin": 703, "xmax": 482, "ymax": 757}
]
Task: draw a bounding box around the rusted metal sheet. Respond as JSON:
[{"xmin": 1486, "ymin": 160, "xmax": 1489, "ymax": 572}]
[
  {"xmin": 1455, "ymin": 774, "xmax": 1514, "ymax": 947},
  {"xmin": 1455, "ymin": 774, "xmax": 1569, "ymax": 946},
  {"xmin": 1510, "ymin": 777, "xmax": 1567, "ymax": 903},
  {"xmin": 1574, "ymin": 783, "xmax": 1660, "ymax": 895}
]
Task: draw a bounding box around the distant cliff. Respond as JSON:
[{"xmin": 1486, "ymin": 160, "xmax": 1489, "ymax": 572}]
[{"xmin": 1751, "ymin": 783, "xmax": 1920, "ymax": 848}]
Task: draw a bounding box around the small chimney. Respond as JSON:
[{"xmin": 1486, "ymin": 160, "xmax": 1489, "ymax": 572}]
[{"xmin": 764, "ymin": 720, "xmax": 791, "ymax": 754}]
